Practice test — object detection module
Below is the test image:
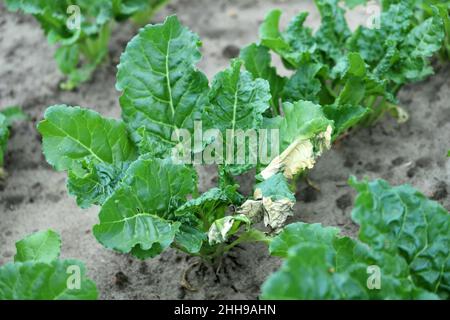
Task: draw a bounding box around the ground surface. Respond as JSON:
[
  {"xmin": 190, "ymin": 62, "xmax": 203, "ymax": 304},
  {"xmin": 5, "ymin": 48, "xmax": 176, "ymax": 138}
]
[{"xmin": 0, "ymin": 0, "xmax": 449, "ymax": 299}]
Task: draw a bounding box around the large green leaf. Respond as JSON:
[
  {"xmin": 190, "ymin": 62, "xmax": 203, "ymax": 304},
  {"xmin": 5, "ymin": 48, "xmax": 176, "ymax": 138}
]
[
  {"xmin": 116, "ymin": 15, "xmax": 209, "ymax": 157},
  {"xmin": 38, "ymin": 105, "xmax": 137, "ymax": 207},
  {"xmin": 204, "ymin": 59, "xmax": 271, "ymax": 134},
  {"xmin": 203, "ymin": 59, "xmax": 271, "ymax": 175},
  {"xmin": 93, "ymin": 157, "xmax": 197, "ymax": 259},
  {"xmin": 38, "ymin": 105, "xmax": 136, "ymax": 171},
  {"xmin": 262, "ymin": 243, "xmax": 370, "ymax": 299}
]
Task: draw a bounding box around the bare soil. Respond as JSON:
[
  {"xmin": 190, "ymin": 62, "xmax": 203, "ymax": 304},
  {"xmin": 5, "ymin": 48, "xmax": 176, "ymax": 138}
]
[{"xmin": 0, "ymin": 0, "xmax": 449, "ymax": 299}]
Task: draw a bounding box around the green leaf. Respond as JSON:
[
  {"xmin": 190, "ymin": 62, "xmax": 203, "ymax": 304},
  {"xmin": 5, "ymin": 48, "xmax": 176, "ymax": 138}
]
[
  {"xmin": 174, "ymin": 225, "xmax": 206, "ymax": 254},
  {"xmin": 38, "ymin": 105, "xmax": 136, "ymax": 171},
  {"xmin": 262, "ymin": 243, "xmax": 369, "ymax": 299},
  {"xmin": 259, "ymin": 10, "xmax": 315, "ymax": 68},
  {"xmin": 283, "ymin": 62, "xmax": 326, "ymax": 103},
  {"xmin": 240, "ymin": 44, "xmax": 287, "ymax": 113},
  {"xmin": 323, "ymin": 104, "xmax": 369, "ymax": 138},
  {"xmin": 14, "ymin": 230, "xmax": 61, "ymax": 263},
  {"xmin": 203, "ymin": 59, "xmax": 271, "ymax": 175},
  {"xmin": 276, "ymin": 101, "xmax": 333, "ymax": 151},
  {"xmin": 93, "ymin": 157, "xmax": 197, "ymax": 259},
  {"xmin": 204, "ymin": 59, "xmax": 271, "ymax": 134},
  {"xmin": 255, "ymin": 173, "xmax": 295, "ymax": 202},
  {"xmin": 314, "ymin": 0, "xmax": 351, "ymax": 63},
  {"xmin": 270, "ymin": 222, "xmax": 340, "ymax": 258},
  {"xmin": 55, "ymin": 45, "xmax": 80, "ymax": 75},
  {"xmin": 342, "ymin": 0, "xmax": 368, "ymax": 9},
  {"xmin": 116, "ymin": 15, "xmax": 209, "ymax": 157},
  {"xmin": 0, "ymin": 106, "xmax": 27, "ymax": 126},
  {"xmin": 0, "ymin": 260, "xmax": 98, "ymax": 300},
  {"xmin": 402, "ymin": 11, "xmax": 445, "ymax": 59}
]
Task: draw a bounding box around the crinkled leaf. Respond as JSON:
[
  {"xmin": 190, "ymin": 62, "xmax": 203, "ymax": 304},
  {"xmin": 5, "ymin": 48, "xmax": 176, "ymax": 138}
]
[
  {"xmin": 176, "ymin": 185, "xmax": 243, "ymax": 227},
  {"xmin": 283, "ymin": 62, "xmax": 326, "ymax": 103},
  {"xmin": 314, "ymin": 0, "xmax": 351, "ymax": 63},
  {"xmin": 350, "ymin": 177, "xmax": 450, "ymax": 298},
  {"xmin": 67, "ymin": 160, "xmax": 132, "ymax": 208}
]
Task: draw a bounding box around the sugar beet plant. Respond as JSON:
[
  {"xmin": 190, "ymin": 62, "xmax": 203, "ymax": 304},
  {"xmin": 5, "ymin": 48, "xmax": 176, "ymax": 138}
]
[
  {"xmin": 38, "ymin": 15, "xmax": 274, "ymax": 264},
  {"xmin": 239, "ymin": 0, "xmax": 449, "ymax": 129},
  {"xmin": 5, "ymin": 0, "xmax": 170, "ymax": 90},
  {"xmin": 37, "ymin": 0, "xmax": 448, "ymax": 266},
  {"xmin": 342, "ymin": 0, "xmax": 450, "ymax": 60},
  {"xmin": 262, "ymin": 178, "xmax": 450, "ymax": 300}
]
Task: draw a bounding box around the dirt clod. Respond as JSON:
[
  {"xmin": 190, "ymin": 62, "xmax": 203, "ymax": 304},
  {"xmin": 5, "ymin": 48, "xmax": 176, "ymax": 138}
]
[
  {"xmin": 114, "ymin": 271, "xmax": 129, "ymax": 288},
  {"xmin": 431, "ymin": 181, "xmax": 448, "ymax": 201},
  {"xmin": 336, "ymin": 194, "xmax": 352, "ymax": 211}
]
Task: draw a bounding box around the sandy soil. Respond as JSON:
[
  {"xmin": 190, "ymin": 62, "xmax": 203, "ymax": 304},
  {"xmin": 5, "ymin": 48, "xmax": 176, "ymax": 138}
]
[{"xmin": 0, "ymin": 0, "xmax": 449, "ymax": 299}]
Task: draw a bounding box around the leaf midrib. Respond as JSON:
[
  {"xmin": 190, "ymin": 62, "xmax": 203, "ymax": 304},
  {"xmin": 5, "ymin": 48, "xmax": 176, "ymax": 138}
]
[{"xmin": 165, "ymin": 26, "xmax": 175, "ymax": 118}]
